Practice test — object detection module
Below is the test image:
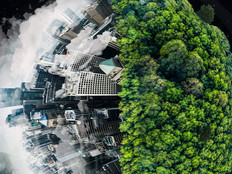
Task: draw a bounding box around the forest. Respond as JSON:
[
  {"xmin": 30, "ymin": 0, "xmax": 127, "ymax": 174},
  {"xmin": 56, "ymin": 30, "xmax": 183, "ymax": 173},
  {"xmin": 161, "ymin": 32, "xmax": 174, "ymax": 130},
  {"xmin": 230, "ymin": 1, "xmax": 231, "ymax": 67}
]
[{"xmin": 111, "ymin": 0, "xmax": 232, "ymax": 173}]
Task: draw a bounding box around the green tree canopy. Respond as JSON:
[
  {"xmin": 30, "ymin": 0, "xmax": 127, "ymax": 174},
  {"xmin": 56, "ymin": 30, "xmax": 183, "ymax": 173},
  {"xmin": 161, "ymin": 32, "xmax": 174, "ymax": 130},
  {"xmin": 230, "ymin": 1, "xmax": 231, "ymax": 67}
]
[
  {"xmin": 197, "ymin": 4, "xmax": 215, "ymax": 24},
  {"xmin": 112, "ymin": 0, "xmax": 232, "ymax": 173}
]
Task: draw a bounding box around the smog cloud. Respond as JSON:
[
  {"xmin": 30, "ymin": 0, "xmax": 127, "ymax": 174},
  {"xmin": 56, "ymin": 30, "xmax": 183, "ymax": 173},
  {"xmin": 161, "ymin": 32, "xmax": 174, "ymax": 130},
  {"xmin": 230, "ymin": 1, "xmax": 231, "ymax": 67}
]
[
  {"xmin": 0, "ymin": 0, "xmax": 96, "ymax": 174},
  {"xmin": 0, "ymin": 152, "xmax": 13, "ymax": 174},
  {"xmin": 67, "ymin": 29, "xmax": 112, "ymax": 55},
  {"xmin": 0, "ymin": 107, "xmax": 32, "ymax": 174},
  {"xmin": 0, "ymin": 0, "xmax": 92, "ymax": 88}
]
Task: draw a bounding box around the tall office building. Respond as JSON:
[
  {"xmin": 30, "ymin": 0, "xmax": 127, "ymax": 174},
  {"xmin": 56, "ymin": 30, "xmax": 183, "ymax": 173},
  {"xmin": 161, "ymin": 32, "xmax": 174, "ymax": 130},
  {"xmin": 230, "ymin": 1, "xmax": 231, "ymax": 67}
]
[
  {"xmin": 47, "ymin": 51, "xmax": 107, "ymax": 76},
  {"xmin": 20, "ymin": 87, "xmax": 44, "ymax": 106},
  {"xmin": 83, "ymin": 0, "xmax": 113, "ymax": 25},
  {"xmin": 47, "ymin": 8, "xmax": 82, "ymax": 42},
  {"xmin": 69, "ymin": 52, "xmax": 106, "ymax": 74},
  {"xmin": 65, "ymin": 71, "xmax": 119, "ymax": 96},
  {"xmin": 29, "ymin": 67, "xmax": 78, "ymax": 105},
  {"xmin": 39, "ymin": 51, "xmax": 107, "ymax": 76},
  {"xmin": 31, "ymin": 66, "xmax": 54, "ymax": 89},
  {"xmin": 99, "ymin": 57, "xmax": 124, "ymax": 84},
  {"xmin": 101, "ymin": 159, "xmax": 121, "ymax": 174},
  {"xmin": 27, "ymin": 133, "xmax": 60, "ymax": 149},
  {"xmin": 0, "ymin": 88, "xmax": 22, "ymax": 108},
  {"xmin": 76, "ymin": 107, "xmax": 122, "ymax": 140},
  {"xmin": 62, "ymin": 8, "xmax": 81, "ymax": 26}
]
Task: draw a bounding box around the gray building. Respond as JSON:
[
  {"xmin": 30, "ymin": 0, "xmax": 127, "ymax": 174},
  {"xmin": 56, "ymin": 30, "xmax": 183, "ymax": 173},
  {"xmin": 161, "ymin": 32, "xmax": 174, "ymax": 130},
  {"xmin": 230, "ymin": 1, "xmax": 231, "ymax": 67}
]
[
  {"xmin": 69, "ymin": 52, "xmax": 106, "ymax": 74},
  {"xmin": 65, "ymin": 71, "xmax": 120, "ymax": 96},
  {"xmin": 99, "ymin": 57, "xmax": 124, "ymax": 84},
  {"xmin": 83, "ymin": 0, "xmax": 113, "ymax": 25}
]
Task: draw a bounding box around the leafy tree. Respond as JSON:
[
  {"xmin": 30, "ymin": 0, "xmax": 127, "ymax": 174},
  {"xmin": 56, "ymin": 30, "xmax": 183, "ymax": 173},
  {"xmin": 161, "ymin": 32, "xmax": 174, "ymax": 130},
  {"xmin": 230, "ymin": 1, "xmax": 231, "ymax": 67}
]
[
  {"xmin": 197, "ymin": 5, "xmax": 215, "ymax": 24},
  {"xmin": 183, "ymin": 78, "xmax": 204, "ymax": 97},
  {"xmin": 160, "ymin": 40, "xmax": 203, "ymax": 81},
  {"xmin": 112, "ymin": 0, "xmax": 232, "ymax": 173}
]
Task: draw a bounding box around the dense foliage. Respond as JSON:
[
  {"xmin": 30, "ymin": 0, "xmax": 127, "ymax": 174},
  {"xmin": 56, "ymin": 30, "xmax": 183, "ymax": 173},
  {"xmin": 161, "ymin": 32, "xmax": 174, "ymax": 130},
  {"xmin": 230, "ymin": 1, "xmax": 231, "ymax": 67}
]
[
  {"xmin": 112, "ymin": 0, "xmax": 232, "ymax": 173},
  {"xmin": 196, "ymin": 5, "xmax": 215, "ymax": 24}
]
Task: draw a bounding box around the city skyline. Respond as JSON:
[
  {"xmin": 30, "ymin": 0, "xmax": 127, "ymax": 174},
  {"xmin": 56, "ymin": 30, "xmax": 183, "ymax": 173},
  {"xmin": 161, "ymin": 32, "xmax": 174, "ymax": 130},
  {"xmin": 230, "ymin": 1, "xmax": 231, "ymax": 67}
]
[{"xmin": 0, "ymin": 0, "xmax": 123, "ymax": 173}]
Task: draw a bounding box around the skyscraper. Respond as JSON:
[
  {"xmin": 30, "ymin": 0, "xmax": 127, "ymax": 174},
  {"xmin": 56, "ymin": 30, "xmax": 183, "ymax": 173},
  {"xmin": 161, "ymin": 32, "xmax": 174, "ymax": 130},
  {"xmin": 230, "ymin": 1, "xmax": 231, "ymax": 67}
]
[
  {"xmin": 38, "ymin": 51, "xmax": 107, "ymax": 76},
  {"xmin": 68, "ymin": 52, "xmax": 106, "ymax": 74},
  {"xmin": 99, "ymin": 57, "xmax": 124, "ymax": 84},
  {"xmin": 82, "ymin": 0, "xmax": 113, "ymax": 25},
  {"xmin": 47, "ymin": 8, "xmax": 82, "ymax": 41},
  {"xmin": 31, "ymin": 66, "xmax": 54, "ymax": 89},
  {"xmin": 65, "ymin": 71, "xmax": 119, "ymax": 96}
]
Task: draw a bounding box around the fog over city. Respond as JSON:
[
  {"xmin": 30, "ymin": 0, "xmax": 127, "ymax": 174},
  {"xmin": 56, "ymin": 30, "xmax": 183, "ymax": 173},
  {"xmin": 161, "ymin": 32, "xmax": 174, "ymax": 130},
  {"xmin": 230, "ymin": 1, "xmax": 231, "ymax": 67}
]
[
  {"xmin": 0, "ymin": 0, "xmax": 93, "ymax": 88},
  {"xmin": 0, "ymin": 0, "xmax": 100, "ymax": 173}
]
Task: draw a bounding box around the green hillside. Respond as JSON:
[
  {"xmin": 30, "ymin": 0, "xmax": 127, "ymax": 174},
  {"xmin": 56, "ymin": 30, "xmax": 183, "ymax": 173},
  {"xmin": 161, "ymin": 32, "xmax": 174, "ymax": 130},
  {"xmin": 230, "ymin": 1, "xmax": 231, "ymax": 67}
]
[{"xmin": 112, "ymin": 0, "xmax": 232, "ymax": 173}]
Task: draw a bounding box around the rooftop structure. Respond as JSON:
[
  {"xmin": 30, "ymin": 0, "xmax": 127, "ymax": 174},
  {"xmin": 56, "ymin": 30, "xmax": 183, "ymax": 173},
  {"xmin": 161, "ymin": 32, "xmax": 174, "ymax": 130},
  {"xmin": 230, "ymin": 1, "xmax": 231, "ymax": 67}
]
[
  {"xmin": 102, "ymin": 159, "xmax": 121, "ymax": 174},
  {"xmin": 39, "ymin": 110, "xmax": 65, "ymax": 127},
  {"xmin": 65, "ymin": 71, "xmax": 120, "ymax": 96},
  {"xmin": 40, "ymin": 51, "xmax": 107, "ymax": 76},
  {"xmin": 99, "ymin": 57, "xmax": 124, "ymax": 84},
  {"xmin": 64, "ymin": 109, "xmax": 89, "ymax": 122},
  {"xmin": 82, "ymin": 0, "xmax": 113, "ymax": 25}
]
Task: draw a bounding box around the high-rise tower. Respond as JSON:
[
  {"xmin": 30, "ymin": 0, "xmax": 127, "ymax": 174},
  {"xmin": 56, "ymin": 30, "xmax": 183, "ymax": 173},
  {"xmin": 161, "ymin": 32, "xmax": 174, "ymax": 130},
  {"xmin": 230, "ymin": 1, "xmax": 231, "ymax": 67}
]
[{"xmin": 82, "ymin": 0, "xmax": 113, "ymax": 25}]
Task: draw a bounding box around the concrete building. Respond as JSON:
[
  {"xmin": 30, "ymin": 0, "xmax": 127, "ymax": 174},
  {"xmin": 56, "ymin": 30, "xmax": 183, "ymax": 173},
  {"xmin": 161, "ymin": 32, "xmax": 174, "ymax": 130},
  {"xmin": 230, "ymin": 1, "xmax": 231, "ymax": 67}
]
[
  {"xmin": 40, "ymin": 51, "xmax": 107, "ymax": 76},
  {"xmin": 83, "ymin": 0, "xmax": 113, "ymax": 25},
  {"xmin": 65, "ymin": 71, "xmax": 120, "ymax": 96},
  {"xmin": 102, "ymin": 159, "xmax": 121, "ymax": 174},
  {"xmin": 39, "ymin": 111, "xmax": 66, "ymax": 128},
  {"xmin": 99, "ymin": 56, "xmax": 124, "ymax": 84},
  {"xmin": 76, "ymin": 107, "xmax": 122, "ymax": 141}
]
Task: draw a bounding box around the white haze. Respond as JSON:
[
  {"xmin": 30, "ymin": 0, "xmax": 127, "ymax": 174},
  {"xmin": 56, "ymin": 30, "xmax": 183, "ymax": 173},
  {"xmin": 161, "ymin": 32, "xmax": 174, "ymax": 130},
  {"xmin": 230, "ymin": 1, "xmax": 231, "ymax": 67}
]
[
  {"xmin": 0, "ymin": 0, "xmax": 103, "ymax": 173},
  {"xmin": 0, "ymin": 107, "xmax": 32, "ymax": 174},
  {"xmin": 67, "ymin": 29, "xmax": 112, "ymax": 55},
  {"xmin": 0, "ymin": 0, "xmax": 93, "ymax": 88},
  {"xmin": 49, "ymin": 30, "xmax": 112, "ymax": 75}
]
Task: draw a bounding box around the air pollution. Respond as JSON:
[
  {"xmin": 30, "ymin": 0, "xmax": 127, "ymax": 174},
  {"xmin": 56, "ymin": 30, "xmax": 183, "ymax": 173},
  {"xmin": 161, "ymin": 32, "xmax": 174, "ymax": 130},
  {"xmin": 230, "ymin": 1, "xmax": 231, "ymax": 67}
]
[
  {"xmin": 0, "ymin": 0, "xmax": 97, "ymax": 174},
  {"xmin": 0, "ymin": 152, "xmax": 13, "ymax": 174},
  {"xmin": 0, "ymin": 0, "xmax": 92, "ymax": 88},
  {"xmin": 67, "ymin": 29, "xmax": 112, "ymax": 55}
]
